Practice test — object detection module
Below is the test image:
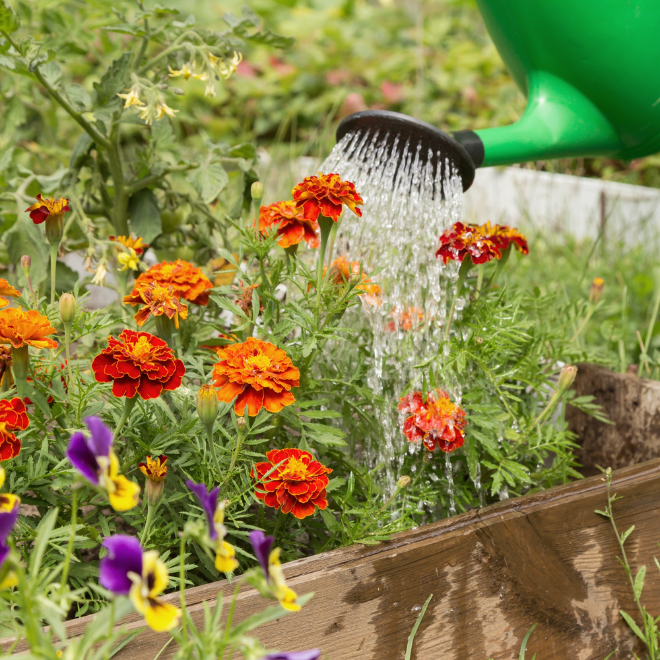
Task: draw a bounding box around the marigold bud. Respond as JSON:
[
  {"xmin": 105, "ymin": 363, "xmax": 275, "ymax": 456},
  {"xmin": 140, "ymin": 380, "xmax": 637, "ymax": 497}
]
[
  {"xmin": 236, "ymin": 416, "xmax": 247, "ymax": 429},
  {"xmin": 251, "ymin": 181, "xmax": 264, "ymax": 202},
  {"xmin": 589, "ymin": 277, "xmax": 604, "ymax": 304},
  {"xmin": 197, "ymin": 384, "xmax": 219, "ymax": 430},
  {"xmin": 558, "ymin": 364, "xmax": 578, "ymax": 392},
  {"xmin": 59, "ymin": 293, "xmax": 77, "ymax": 324},
  {"xmin": 397, "ymin": 475, "xmax": 411, "ymax": 489},
  {"xmin": 20, "ymin": 255, "xmax": 31, "ymax": 272}
]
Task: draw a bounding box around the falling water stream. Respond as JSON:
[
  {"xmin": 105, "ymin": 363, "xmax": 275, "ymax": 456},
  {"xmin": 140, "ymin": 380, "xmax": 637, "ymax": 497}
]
[{"xmin": 319, "ymin": 128, "xmax": 467, "ymax": 506}]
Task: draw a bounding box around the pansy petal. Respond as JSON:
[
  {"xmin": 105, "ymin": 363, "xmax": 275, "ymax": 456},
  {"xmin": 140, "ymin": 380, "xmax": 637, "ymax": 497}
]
[
  {"xmin": 100, "ymin": 535, "xmax": 143, "ymax": 595},
  {"xmin": 66, "ymin": 432, "xmax": 100, "ymax": 485}
]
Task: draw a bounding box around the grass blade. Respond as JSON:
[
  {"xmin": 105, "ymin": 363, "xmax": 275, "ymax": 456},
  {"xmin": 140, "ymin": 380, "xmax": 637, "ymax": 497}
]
[{"xmin": 405, "ymin": 594, "xmax": 433, "ymax": 660}]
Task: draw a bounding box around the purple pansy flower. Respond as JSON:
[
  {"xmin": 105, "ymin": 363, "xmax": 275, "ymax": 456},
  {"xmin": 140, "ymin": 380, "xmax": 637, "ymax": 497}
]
[
  {"xmin": 261, "ymin": 651, "xmax": 320, "ymax": 660},
  {"xmin": 186, "ymin": 480, "xmax": 219, "ymax": 541},
  {"xmin": 249, "ymin": 529, "xmax": 274, "ymax": 578},
  {"xmin": 100, "ymin": 535, "xmax": 143, "ymax": 595},
  {"xmin": 0, "ymin": 506, "xmax": 18, "ymax": 570},
  {"xmin": 66, "ymin": 416, "xmax": 113, "ymax": 485}
]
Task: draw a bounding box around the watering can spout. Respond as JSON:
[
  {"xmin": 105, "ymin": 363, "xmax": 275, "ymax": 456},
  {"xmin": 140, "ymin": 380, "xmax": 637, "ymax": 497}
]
[{"xmin": 473, "ymin": 72, "xmax": 622, "ymax": 167}]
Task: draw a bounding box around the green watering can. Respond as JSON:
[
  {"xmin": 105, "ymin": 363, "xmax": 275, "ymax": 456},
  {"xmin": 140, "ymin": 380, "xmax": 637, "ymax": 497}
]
[{"xmin": 336, "ymin": 0, "xmax": 660, "ymax": 191}]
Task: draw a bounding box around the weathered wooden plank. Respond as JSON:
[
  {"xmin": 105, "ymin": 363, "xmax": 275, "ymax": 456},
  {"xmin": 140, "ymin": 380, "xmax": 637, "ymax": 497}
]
[
  {"xmin": 7, "ymin": 459, "xmax": 660, "ymax": 658},
  {"xmin": 567, "ymin": 362, "xmax": 660, "ymax": 475}
]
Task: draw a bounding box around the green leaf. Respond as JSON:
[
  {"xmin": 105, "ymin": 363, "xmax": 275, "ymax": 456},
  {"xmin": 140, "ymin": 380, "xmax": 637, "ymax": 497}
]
[
  {"xmin": 621, "ymin": 525, "xmax": 635, "ymax": 545},
  {"xmin": 93, "ymin": 52, "xmax": 131, "ymax": 106},
  {"xmin": 29, "ymin": 508, "xmax": 59, "ymax": 575},
  {"xmin": 69, "ymin": 131, "xmax": 94, "ymax": 169},
  {"xmin": 634, "ymin": 565, "xmax": 646, "ymax": 600},
  {"xmin": 0, "ymin": 0, "xmax": 20, "ymax": 33},
  {"xmin": 40, "ymin": 60, "xmax": 62, "ymax": 89},
  {"xmin": 65, "ymin": 83, "xmax": 91, "ymax": 112},
  {"xmin": 3, "ymin": 211, "xmax": 49, "ymax": 287},
  {"xmin": 128, "ymin": 188, "xmax": 162, "ymax": 244},
  {"xmin": 187, "ymin": 163, "xmax": 229, "ymax": 204},
  {"xmin": 319, "ymin": 508, "xmax": 338, "ymax": 532},
  {"xmin": 405, "ymin": 594, "xmax": 433, "ymax": 660},
  {"xmin": 519, "ymin": 623, "xmax": 537, "ymax": 660},
  {"xmin": 620, "ymin": 609, "xmax": 646, "ymax": 642}
]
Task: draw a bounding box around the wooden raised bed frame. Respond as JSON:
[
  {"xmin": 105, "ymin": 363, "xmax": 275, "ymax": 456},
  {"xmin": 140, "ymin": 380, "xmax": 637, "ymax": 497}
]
[{"xmin": 15, "ymin": 457, "xmax": 660, "ymax": 659}]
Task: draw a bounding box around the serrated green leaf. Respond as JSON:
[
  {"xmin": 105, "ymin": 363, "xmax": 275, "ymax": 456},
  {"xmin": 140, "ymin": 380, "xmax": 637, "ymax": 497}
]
[
  {"xmin": 187, "ymin": 163, "xmax": 228, "ymax": 204},
  {"xmin": 0, "ymin": 0, "xmax": 20, "ymax": 32},
  {"xmin": 65, "ymin": 83, "xmax": 91, "ymax": 112},
  {"xmin": 93, "ymin": 52, "xmax": 131, "ymax": 106},
  {"xmin": 39, "ymin": 60, "xmax": 62, "ymax": 88}
]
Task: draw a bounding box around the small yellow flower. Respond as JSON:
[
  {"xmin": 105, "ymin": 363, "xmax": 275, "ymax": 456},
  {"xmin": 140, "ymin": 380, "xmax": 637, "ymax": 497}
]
[
  {"xmin": 209, "ymin": 51, "xmax": 243, "ymax": 80},
  {"xmin": 118, "ymin": 248, "xmax": 140, "ymax": 272},
  {"xmin": 91, "ymin": 262, "xmax": 108, "ymax": 286},
  {"xmin": 98, "ymin": 451, "xmax": 141, "ymax": 512},
  {"xmin": 128, "ymin": 551, "xmax": 180, "ymax": 632},
  {"xmin": 205, "ymin": 79, "xmax": 216, "ymax": 98},
  {"xmin": 117, "ymin": 88, "xmax": 145, "ymax": 109},
  {"xmin": 0, "ymin": 466, "xmax": 20, "ymax": 513},
  {"xmin": 212, "ymin": 500, "xmax": 239, "ymax": 573},
  {"xmin": 156, "ymin": 102, "xmax": 178, "ymax": 121},
  {"xmin": 268, "ymin": 547, "xmax": 300, "ymax": 611},
  {"xmin": 138, "ymin": 105, "xmax": 155, "ymax": 126},
  {"xmin": 168, "ymin": 64, "xmax": 208, "ymax": 81}
]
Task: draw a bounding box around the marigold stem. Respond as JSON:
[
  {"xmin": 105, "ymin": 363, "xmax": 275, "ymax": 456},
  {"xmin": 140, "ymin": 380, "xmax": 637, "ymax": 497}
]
[
  {"xmin": 228, "ymin": 425, "xmax": 245, "ymax": 473},
  {"xmin": 443, "ymin": 257, "xmax": 472, "ymax": 342},
  {"xmin": 49, "ymin": 243, "xmax": 58, "ymax": 308},
  {"xmin": 316, "ymin": 216, "xmax": 334, "ymax": 310},
  {"xmin": 140, "ymin": 502, "xmax": 157, "ymax": 546},
  {"xmin": 206, "ymin": 424, "xmax": 223, "ymax": 479},
  {"xmin": 59, "ymin": 488, "xmax": 77, "ymax": 596},
  {"xmin": 179, "ymin": 533, "xmax": 187, "ymax": 643},
  {"xmin": 155, "ymin": 314, "xmax": 174, "ymax": 348},
  {"xmin": 64, "ymin": 324, "xmax": 75, "ymax": 397},
  {"xmin": 11, "ymin": 346, "xmax": 29, "ymax": 401},
  {"xmin": 114, "ymin": 395, "xmax": 138, "ymax": 441}
]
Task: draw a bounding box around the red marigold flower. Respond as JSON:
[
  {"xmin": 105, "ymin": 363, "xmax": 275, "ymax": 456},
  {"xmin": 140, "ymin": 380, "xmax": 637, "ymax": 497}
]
[
  {"xmin": 398, "ymin": 389, "xmax": 467, "ymax": 453},
  {"xmin": 0, "ymin": 279, "xmax": 19, "ymax": 309},
  {"xmin": 109, "ymin": 235, "xmax": 149, "ymax": 255},
  {"xmin": 291, "ymin": 173, "xmax": 363, "ymax": 222},
  {"xmin": 0, "ymin": 426, "xmax": 20, "ymax": 461},
  {"xmin": 252, "ymin": 448, "xmax": 332, "ymax": 519},
  {"xmin": 257, "ymin": 201, "xmax": 319, "ymax": 249},
  {"xmin": 0, "ymin": 308, "xmax": 57, "ymax": 350},
  {"xmin": 211, "ymin": 337, "xmax": 299, "ymax": 417},
  {"xmin": 128, "ymin": 260, "xmax": 213, "ymax": 306},
  {"xmin": 25, "ymin": 195, "xmax": 69, "ymax": 225},
  {"xmin": 0, "ymin": 398, "xmax": 29, "ymax": 432},
  {"xmin": 436, "ymin": 222, "xmax": 500, "ymax": 265},
  {"xmin": 483, "ymin": 222, "xmax": 529, "ymax": 255},
  {"xmin": 92, "ymin": 330, "xmax": 185, "ymax": 400},
  {"xmin": 122, "ymin": 281, "xmax": 188, "ymax": 329}
]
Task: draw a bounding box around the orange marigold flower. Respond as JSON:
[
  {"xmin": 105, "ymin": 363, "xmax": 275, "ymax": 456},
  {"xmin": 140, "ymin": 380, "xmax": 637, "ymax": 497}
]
[
  {"xmin": 109, "ymin": 235, "xmax": 149, "ymax": 255},
  {"xmin": 0, "ymin": 280, "xmax": 19, "ymax": 309},
  {"xmin": 0, "ymin": 398, "xmax": 29, "ymax": 432},
  {"xmin": 483, "ymin": 222, "xmax": 529, "ymax": 255},
  {"xmin": 128, "ymin": 260, "xmax": 213, "ymax": 306},
  {"xmin": 386, "ymin": 307, "xmax": 425, "ymax": 332},
  {"xmin": 211, "ymin": 337, "xmax": 299, "ymax": 416},
  {"xmin": 0, "ymin": 308, "xmax": 57, "ymax": 350},
  {"xmin": 399, "ymin": 390, "xmax": 467, "ymax": 453},
  {"xmin": 25, "ymin": 195, "xmax": 70, "ymax": 225},
  {"xmin": 328, "ymin": 256, "xmax": 381, "ymax": 303},
  {"xmin": 257, "ymin": 201, "xmax": 319, "ymax": 249},
  {"xmin": 91, "ymin": 329, "xmax": 185, "ymax": 400},
  {"xmin": 122, "ymin": 282, "xmax": 188, "ymax": 329},
  {"xmin": 0, "ymin": 347, "xmax": 11, "ymax": 388},
  {"xmin": 0, "ymin": 426, "xmax": 20, "ymax": 461},
  {"xmin": 291, "ymin": 173, "xmax": 363, "ymax": 222},
  {"xmin": 436, "ymin": 222, "xmax": 500, "ymax": 265},
  {"xmin": 252, "ymin": 448, "xmax": 332, "ymax": 519}
]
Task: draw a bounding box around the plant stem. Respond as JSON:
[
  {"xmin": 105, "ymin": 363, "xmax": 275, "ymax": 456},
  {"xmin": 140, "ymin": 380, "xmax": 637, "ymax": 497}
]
[
  {"xmin": 326, "ymin": 219, "xmax": 339, "ymax": 271},
  {"xmin": 639, "ymin": 288, "xmax": 660, "ymax": 377},
  {"xmin": 570, "ymin": 307, "xmax": 594, "ymax": 343},
  {"xmin": 64, "ymin": 324, "xmax": 75, "ymax": 396},
  {"xmin": 316, "ymin": 216, "xmax": 334, "ymax": 311},
  {"xmin": 272, "ymin": 510, "xmax": 288, "ymax": 545},
  {"xmin": 206, "ymin": 424, "xmax": 222, "ymax": 478},
  {"xmin": 155, "ymin": 314, "xmax": 174, "ymax": 347},
  {"xmin": 59, "ymin": 488, "xmax": 77, "ymax": 596},
  {"xmin": 11, "ymin": 346, "xmax": 29, "ymax": 401},
  {"xmin": 228, "ymin": 426, "xmax": 245, "ymax": 473},
  {"xmin": 107, "ymin": 126, "xmax": 129, "ymax": 236},
  {"xmin": 49, "ymin": 243, "xmax": 58, "ymax": 307},
  {"xmin": 114, "ymin": 396, "xmax": 137, "ymax": 441},
  {"xmin": 179, "ymin": 534, "xmax": 187, "ymax": 643},
  {"xmin": 140, "ymin": 503, "xmax": 156, "ymax": 545},
  {"xmin": 443, "ymin": 257, "xmax": 472, "ymax": 342}
]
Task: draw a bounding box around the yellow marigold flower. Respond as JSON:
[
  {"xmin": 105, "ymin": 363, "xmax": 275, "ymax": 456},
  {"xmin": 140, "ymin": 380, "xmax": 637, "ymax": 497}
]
[
  {"xmin": 123, "ymin": 282, "xmax": 188, "ymax": 329},
  {"xmin": 129, "ymin": 551, "xmax": 180, "ymax": 632},
  {"xmin": 117, "ymin": 88, "xmax": 145, "ymax": 109},
  {"xmin": 118, "ymin": 248, "xmax": 140, "ymax": 272},
  {"xmin": 110, "ymin": 235, "xmax": 149, "ymax": 255},
  {"xmin": 268, "ymin": 547, "xmax": 300, "ymax": 611},
  {"xmin": 138, "ymin": 455, "xmax": 168, "ymax": 506},
  {"xmin": 168, "ymin": 64, "xmax": 208, "ymax": 81},
  {"xmin": 0, "ymin": 280, "xmax": 19, "ymax": 309}
]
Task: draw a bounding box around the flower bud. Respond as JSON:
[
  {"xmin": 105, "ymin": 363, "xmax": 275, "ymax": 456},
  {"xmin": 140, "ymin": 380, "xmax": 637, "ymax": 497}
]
[
  {"xmin": 558, "ymin": 364, "xmax": 577, "ymax": 392},
  {"xmin": 397, "ymin": 475, "xmax": 411, "ymax": 489},
  {"xmin": 236, "ymin": 416, "xmax": 247, "ymax": 429},
  {"xmin": 589, "ymin": 277, "xmax": 604, "ymax": 304},
  {"xmin": 197, "ymin": 384, "xmax": 219, "ymax": 431},
  {"xmin": 20, "ymin": 255, "xmax": 31, "ymax": 273},
  {"xmin": 45, "ymin": 213, "xmax": 65, "ymax": 246},
  {"xmin": 138, "ymin": 455, "xmax": 168, "ymax": 507},
  {"xmin": 251, "ymin": 181, "xmax": 264, "ymax": 202},
  {"xmin": 59, "ymin": 293, "xmax": 77, "ymax": 324}
]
